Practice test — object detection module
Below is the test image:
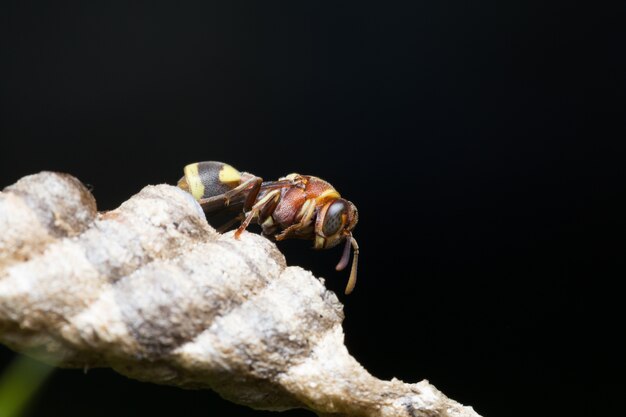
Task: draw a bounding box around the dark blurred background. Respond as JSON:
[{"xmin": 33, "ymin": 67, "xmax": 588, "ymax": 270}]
[{"xmin": 1, "ymin": 2, "xmax": 624, "ymax": 416}]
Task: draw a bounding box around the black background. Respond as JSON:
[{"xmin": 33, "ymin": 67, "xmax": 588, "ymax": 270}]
[{"xmin": 1, "ymin": 2, "xmax": 624, "ymax": 417}]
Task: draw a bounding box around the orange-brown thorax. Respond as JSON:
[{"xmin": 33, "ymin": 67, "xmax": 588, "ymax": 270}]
[
  {"xmin": 252, "ymin": 174, "xmax": 357, "ymax": 250},
  {"xmin": 271, "ymin": 175, "xmax": 336, "ymax": 227}
]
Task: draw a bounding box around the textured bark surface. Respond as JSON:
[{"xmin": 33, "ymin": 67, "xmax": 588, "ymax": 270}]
[{"xmin": 0, "ymin": 172, "xmax": 482, "ymax": 417}]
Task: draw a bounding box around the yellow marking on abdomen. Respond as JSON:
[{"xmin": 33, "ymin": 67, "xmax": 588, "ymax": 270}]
[
  {"xmin": 218, "ymin": 164, "xmax": 242, "ymax": 184},
  {"xmin": 252, "ymin": 189, "xmax": 281, "ymax": 210},
  {"xmin": 183, "ymin": 163, "xmax": 205, "ymax": 200}
]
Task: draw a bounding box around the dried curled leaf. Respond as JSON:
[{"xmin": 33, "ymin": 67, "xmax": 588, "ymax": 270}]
[{"xmin": 0, "ymin": 172, "xmax": 481, "ymax": 417}]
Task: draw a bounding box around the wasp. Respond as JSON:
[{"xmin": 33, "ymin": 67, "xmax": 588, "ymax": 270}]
[{"xmin": 177, "ymin": 161, "xmax": 359, "ymax": 294}]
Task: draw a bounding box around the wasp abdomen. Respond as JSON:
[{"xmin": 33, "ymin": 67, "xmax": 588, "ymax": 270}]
[{"xmin": 178, "ymin": 161, "xmax": 242, "ymax": 201}]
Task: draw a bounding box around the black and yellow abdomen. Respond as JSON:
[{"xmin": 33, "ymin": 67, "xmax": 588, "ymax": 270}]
[{"xmin": 178, "ymin": 161, "xmax": 242, "ymax": 201}]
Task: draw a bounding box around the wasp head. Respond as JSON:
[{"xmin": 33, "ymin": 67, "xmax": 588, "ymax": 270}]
[
  {"xmin": 314, "ymin": 198, "xmax": 360, "ymax": 294},
  {"xmin": 314, "ymin": 198, "xmax": 358, "ymax": 250}
]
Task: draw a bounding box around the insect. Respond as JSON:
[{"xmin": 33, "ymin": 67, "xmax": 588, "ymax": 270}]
[{"xmin": 177, "ymin": 161, "xmax": 360, "ymax": 294}]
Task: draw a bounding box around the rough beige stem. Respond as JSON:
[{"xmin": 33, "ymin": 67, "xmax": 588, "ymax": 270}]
[{"xmin": 0, "ymin": 172, "xmax": 481, "ymax": 417}]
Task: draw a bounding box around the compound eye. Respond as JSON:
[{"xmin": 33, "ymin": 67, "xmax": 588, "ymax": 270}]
[{"xmin": 323, "ymin": 200, "xmax": 347, "ymax": 236}]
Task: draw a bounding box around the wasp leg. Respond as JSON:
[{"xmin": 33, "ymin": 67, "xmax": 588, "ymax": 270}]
[
  {"xmin": 274, "ymin": 198, "xmax": 316, "ymax": 241},
  {"xmin": 234, "ymin": 189, "xmax": 282, "ymax": 239},
  {"xmin": 221, "ymin": 176, "xmax": 262, "ymax": 207},
  {"xmin": 225, "ymin": 176, "xmax": 262, "ymax": 207},
  {"xmin": 197, "ymin": 176, "xmax": 262, "ymax": 213},
  {"xmin": 216, "ymin": 214, "xmax": 245, "ymax": 233}
]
